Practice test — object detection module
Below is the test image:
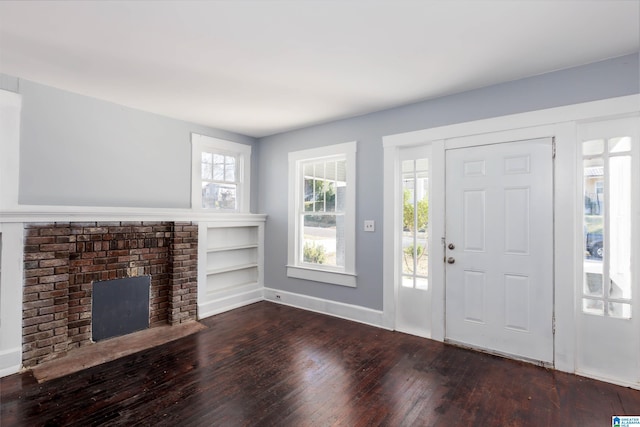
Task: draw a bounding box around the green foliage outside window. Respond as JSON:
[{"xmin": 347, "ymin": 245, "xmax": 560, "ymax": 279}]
[
  {"xmin": 303, "ymin": 241, "xmax": 327, "ymax": 264},
  {"xmin": 305, "ymin": 179, "xmax": 336, "ymax": 212},
  {"xmin": 403, "ymin": 243, "xmax": 426, "ymax": 272},
  {"xmin": 403, "ymin": 189, "xmax": 429, "ymax": 232},
  {"xmin": 403, "ymin": 189, "xmax": 429, "ymax": 272}
]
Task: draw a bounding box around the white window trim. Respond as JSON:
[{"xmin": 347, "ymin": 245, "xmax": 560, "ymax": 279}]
[
  {"xmin": 191, "ymin": 133, "xmax": 251, "ymax": 213},
  {"xmin": 287, "ymin": 141, "xmax": 357, "ymax": 287}
]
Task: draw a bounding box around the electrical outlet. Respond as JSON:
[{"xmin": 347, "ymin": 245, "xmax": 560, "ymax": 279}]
[
  {"xmin": 364, "ymin": 220, "xmax": 375, "ymax": 232},
  {"xmin": 275, "ymin": 294, "xmax": 281, "ymax": 300}
]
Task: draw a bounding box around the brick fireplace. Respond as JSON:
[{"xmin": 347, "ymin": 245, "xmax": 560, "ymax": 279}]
[{"xmin": 22, "ymin": 221, "xmax": 198, "ymax": 368}]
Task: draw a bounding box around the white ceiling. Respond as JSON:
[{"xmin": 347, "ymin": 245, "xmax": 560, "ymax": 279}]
[{"xmin": 0, "ymin": 1, "xmax": 638, "ymax": 138}]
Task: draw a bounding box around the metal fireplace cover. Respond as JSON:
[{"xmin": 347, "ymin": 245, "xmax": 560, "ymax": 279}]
[{"xmin": 91, "ymin": 276, "xmax": 151, "ymax": 342}]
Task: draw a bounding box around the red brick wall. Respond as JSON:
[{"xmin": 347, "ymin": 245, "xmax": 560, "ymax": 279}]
[
  {"xmin": 22, "ymin": 221, "xmax": 198, "ymax": 368},
  {"xmin": 169, "ymin": 222, "xmax": 199, "ymax": 325},
  {"xmin": 23, "ymin": 223, "xmax": 71, "ymax": 367}
]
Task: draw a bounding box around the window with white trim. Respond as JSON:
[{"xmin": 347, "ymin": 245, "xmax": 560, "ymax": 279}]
[
  {"xmin": 191, "ymin": 133, "xmax": 251, "ymax": 212},
  {"xmin": 579, "ymin": 117, "xmax": 638, "ymax": 319},
  {"xmin": 287, "ymin": 141, "xmax": 357, "ymax": 287}
]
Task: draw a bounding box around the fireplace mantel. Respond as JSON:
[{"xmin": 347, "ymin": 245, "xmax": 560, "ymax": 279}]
[{"xmin": 0, "ymin": 205, "xmax": 267, "ymax": 224}]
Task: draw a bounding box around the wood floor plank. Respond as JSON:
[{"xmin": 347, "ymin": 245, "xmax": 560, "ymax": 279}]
[{"xmin": 1, "ymin": 301, "xmax": 639, "ymax": 426}]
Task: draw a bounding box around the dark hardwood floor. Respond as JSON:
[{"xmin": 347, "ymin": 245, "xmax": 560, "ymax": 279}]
[{"xmin": 1, "ymin": 301, "xmax": 639, "ymax": 426}]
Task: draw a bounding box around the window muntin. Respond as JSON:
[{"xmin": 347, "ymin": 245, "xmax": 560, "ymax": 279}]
[
  {"xmin": 287, "ymin": 141, "xmax": 356, "ymax": 287},
  {"xmin": 582, "ymin": 135, "xmax": 632, "ymax": 318},
  {"xmin": 191, "ymin": 133, "xmax": 251, "ymax": 212},
  {"xmin": 401, "ymin": 158, "xmax": 429, "ymax": 290}
]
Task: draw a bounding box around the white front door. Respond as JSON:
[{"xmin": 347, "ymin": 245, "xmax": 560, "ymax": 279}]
[{"xmin": 445, "ymin": 138, "xmax": 554, "ymax": 363}]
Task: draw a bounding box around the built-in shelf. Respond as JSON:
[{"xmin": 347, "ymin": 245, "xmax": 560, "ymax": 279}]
[
  {"xmin": 207, "ymin": 244, "xmax": 259, "ymax": 253},
  {"xmin": 207, "ymin": 263, "xmax": 258, "ymax": 275},
  {"xmin": 198, "ymin": 218, "xmax": 265, "ymax": 319}
]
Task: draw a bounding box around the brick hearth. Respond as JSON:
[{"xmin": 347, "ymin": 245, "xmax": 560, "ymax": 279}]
[{"xmin": 22, "ymin": 221, "xmax": 198, "ymax": 368}]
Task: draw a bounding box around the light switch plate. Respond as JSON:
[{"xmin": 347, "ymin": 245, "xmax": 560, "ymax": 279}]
[{"xmin": 364, "ymin": 220, "xmax": 375, "ymax": 232}]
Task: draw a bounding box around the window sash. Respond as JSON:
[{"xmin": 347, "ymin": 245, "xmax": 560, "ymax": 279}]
[
  {"xmin": 287, "ymin": 141, "xmax": 357, "ymax": 287},
  {"xmin": 202, "ymin": 151, "xmax": 239, "ymax": 185},
  {"xmin": 298, "ymin": 156, "xmax": 346, "ymax": 269},
  {"xmin": 191, "ymin": 133, "xmax": 251, "ymax": 212}
]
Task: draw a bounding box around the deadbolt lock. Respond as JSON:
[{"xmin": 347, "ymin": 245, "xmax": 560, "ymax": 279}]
[{"xmin": 448, "ymin": 243, "xmax": 455, "ymax": 250}]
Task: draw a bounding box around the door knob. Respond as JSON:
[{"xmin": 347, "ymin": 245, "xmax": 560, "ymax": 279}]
[
  {"xmin": 448, "ymin": 243, "xmax": 455, "ymax": 250},
  {"xmin": 447, "ymin": 257, "xmax": 455, "ymax": 264}
]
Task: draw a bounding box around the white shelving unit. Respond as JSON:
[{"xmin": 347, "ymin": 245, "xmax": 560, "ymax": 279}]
[{"xmin": 197, "ymin": 216, "xmax": 266, "ymax": 319}]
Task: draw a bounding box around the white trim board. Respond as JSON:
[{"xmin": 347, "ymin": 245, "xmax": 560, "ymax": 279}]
[
  {"xmin": 197, "ymin": 288, "xmax": 264, "ymax": 320},
  {"xmin": 0, "ymin": 363, "xmax": 21, "ymax": 379},
  {"xmin": 263, "ymin": 287, "xmax": 387, "ymax": 330},
  {"xmin": 201, "ymin": 284, "xmax": 388, "ymax": 334},
  {"xmin": 0, "ymin": 347, "xmax": 21, "ymax": 377},
  {"xmin": 576, "ymin": 370, "xmax": 640, "ymax": 392},
  {"xmin": 0, "ymin": 223, "xmax": 24, "ymax": 378},
  {"xmin": 383, "ymin": 95, "xmax": 640, "ymax": 148},
  {"xmin": 0, "ymin": 207, "xmax": 266, "ymax": 224}
]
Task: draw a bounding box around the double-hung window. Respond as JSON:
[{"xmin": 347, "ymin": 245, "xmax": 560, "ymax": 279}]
[
  {"xmin": 287, "ymin": 141, "xmax": 357, "ymax": 287},
  {"xmin": 191, "ymin": 133, "xmax": 251, "ymax": 212}
]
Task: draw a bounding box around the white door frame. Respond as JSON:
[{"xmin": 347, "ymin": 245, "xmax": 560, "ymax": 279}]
[{"xmin": 382, "ymin": 94, "xmax": 640, "ymax": 375}]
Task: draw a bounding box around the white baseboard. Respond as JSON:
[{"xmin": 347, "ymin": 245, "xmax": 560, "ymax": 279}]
[
  {"xmin": 576, "ymin": 369, "xmax": 640, "ymax": 391},
  {"xmin": 0, "ymin": 347, "xmax": 22, "ymax": 378},
  {"xmin": 263, "ymin": 287, "xmax": 388, "ymax": 330},
  {"xmin": 198, "ymin": 288, "xmax": 264, "ymax": 319},
  {"xmin": 0, "ymin": 364, "xmax": 21, "ymax": 378},
  {"xmin": 395, "ymin": 325, "xmax": 430, "ymax": 339}
]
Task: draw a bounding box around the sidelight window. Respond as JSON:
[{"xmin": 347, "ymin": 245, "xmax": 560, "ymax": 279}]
[
  {"xmin": 401, "ymin": 158, "xmax": 429, "ymax": 290},
  {"xmin": 581, "ymin": 127, "xmax": 636, "ymax": 319}
]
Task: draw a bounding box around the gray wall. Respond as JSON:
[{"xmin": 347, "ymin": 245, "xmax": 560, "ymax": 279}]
[
  {"xmin": 257, "ymin": 53, "xmax": 640, "ymax": 311},
  {"xmin": 14, "ymin": 78, "xmax": 258, "ymax": 210}
]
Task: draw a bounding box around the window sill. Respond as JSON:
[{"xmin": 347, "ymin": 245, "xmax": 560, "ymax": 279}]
[{"xmin": 286, "ymin": 265, "xmax": 357, "ymax": 288}]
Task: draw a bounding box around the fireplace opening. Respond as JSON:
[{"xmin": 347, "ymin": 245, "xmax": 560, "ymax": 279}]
[{"xmin": 92, "ymin": 276, "xmax": 151, "ymax": 342}]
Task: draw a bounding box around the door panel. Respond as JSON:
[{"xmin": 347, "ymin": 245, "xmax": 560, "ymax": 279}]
[
  {"xmin": 445, "ymin": 138, "xmax": 553, "ymax": 363},
  {"xmin": 463, "ymin": 190, "xmax": 485, "ymax": 251}
]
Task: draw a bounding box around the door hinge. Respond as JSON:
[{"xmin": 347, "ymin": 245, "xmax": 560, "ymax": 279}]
[
  {"xmin": 552, "ymin": 138, "xmax": 556, "ymax": 159},
  {"xmin": 552, "ymin": 315, "xmax": 556, "ymax": 335}
]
